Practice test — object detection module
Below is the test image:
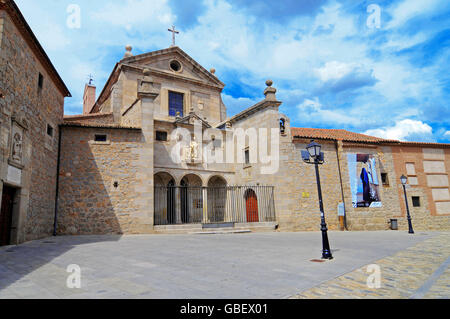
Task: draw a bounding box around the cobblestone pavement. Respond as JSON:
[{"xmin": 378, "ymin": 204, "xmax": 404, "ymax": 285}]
[
  {"xmin": 0, "ymin": 231, "xmax": 447, "ymax": 299},
  {"xmin": 291, "ymin": 232, "xmax": 450, "ymax": 299}
]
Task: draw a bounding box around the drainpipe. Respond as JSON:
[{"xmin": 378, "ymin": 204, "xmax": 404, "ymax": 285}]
[
  {"xmin": 335, "ymin": 140, "xmax": 348, "ymax": 230},
  {"xmin": 53, "ymin": 124, "xmax": 63, "ymax": 236}
]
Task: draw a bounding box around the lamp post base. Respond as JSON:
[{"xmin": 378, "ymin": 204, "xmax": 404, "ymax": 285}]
[{"xmin": 321, "ymin": 222, "xmax": 333, "ymax": 260}]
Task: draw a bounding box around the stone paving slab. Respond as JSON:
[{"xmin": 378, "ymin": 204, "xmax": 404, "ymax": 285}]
[
  {"xmin": 291, "ymin": 232, "xmax": 450, "ymax": 299},
  {"xmin": 0, "ymin": 231, "xmax": 447, "ymax": 299}
]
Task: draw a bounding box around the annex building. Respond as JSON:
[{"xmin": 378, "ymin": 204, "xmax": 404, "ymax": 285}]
[{"xmin": 1, "ymin": 0, "xmax": 450, "ymax": 246}]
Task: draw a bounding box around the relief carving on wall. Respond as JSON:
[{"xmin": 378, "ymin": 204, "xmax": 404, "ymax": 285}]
[
  {"xmin": 9, "ymin": 120, "xmax": 26, "ymax": 167},
  {"xmin": 12, "ymin": 132, "xmax": 22, "ymax": 163}
]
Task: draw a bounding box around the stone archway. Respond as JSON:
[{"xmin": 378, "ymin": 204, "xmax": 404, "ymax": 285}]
[
  {"xmin": 154, "ymin": 172, "xmax": 176, "ymax": 225},
  {"xmin": 207, "ymin": 176, "xmax": 227, "ymax": 223},
  {"xmin": 180, "ymin": 174, "xmax": 203, "ymax": 224}
]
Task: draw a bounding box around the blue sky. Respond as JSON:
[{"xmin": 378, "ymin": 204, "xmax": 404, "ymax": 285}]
[{"xmin": 15, "ymin": 0, "xmax": 450, "ymax": 142}]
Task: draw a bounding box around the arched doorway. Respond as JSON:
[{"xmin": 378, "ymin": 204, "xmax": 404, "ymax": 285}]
[
  {"xmin": 245, "ymin": 189, "xmax": 259, "ymax": 223},
  {"xmin": 154, "ymin": 172, "xmax": 176, "ymax": 225},
  {"xmin": 180, "ymin": 174, "xmax": 203, "ymax": 224},
  {"xmin": 207, "ymin": 176, "xmax": 227, "ymax": 223}
]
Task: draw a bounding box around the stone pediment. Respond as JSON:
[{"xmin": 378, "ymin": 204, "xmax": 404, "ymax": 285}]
[
  {"xmin": 122, "ymin": 46, "xmax": 224, "ymax": 89},
  {"xmin": 175, "ymin": 113, "xmax": 211, "ymax": 128}
]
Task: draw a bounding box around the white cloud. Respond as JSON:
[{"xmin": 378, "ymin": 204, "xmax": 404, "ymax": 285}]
[
  {"xmin": 315, "ymin": 61, "xmax": 356, "ymax": 82},
  {"xmin": 444, "ymin": 131, "xmax": 450, "ymax": 139},
  {"xmin": 222, "ymin": 93, "xmax": 259, "ymax": 117},
  {"xmin": 297, "ymin": 97, "xmax": 355, "ymax": 125},
  {"xmin": 364, "ymin": 119, "xmax": 434, "ymax": 141},
  {"xmin": 92, "ymin": 0, "xmax": 174, "ymax": 29},
  {"xmin": 386, "ymin": 0, "xmax": 444, "ymax": 29}
]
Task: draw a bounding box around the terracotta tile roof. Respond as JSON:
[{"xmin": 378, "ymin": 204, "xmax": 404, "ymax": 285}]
[
  {"xmin": 391, "ymin": 141, "xmax": 450, "ymax": 148},
  {"xmin": 291, "ymin": 127, "xmax": 450, "ymax": 147},
  {"xmin": 63, "ymin": 113, "xmax": 113, "ymax": 120},
  {"xmin": 291, "ymin": 127, "xmax": 397, "ymax": 143}
]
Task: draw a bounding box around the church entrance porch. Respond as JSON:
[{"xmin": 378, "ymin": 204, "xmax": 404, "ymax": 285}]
[{"xmin": 154, "ymin": 185, "xmax": 276, "ymax": 226}]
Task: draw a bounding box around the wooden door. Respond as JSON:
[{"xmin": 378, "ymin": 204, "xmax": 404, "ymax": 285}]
[
  {"xmin": 246, "ymin": 190, "xmax": 259, "ymax": 223},
  {"xmin": 0, "ymin": 187, "xmax": 15, "ymax": 246}
]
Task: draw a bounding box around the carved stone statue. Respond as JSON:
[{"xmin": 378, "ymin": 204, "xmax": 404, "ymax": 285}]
[
  {"xmin": 12, "ymin": 132, "xmax": 22, "ymax": 163},
  {"xmin": 183, "ymin": 136, "xmax": 200, "ymax": 163},
  {"xmin": 190, "ymin": 137, "xmax": 198, "ymax": 161}
]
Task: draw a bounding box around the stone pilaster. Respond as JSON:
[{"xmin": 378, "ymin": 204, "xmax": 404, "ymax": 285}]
[{"xmin": 132, "ymin": 71, "xmax": 159, "ymax": 229}]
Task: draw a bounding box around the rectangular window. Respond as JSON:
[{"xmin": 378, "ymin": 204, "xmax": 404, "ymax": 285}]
[
  {"xmin": 156, "ymin": 131, "xmax": 168, "ymax": 141},
  {"xmin": 169, "ymin": 91, "xmax": 184, "ymax": 117},
  {"xmin": 381, "ymin": 173, "xmax": 389, "ymax": 186},
  {"xmin": 245, "ymin": 149, "xmax": 250, "ymax": 165},
  {"xmin": 94, "ymin": 134, "xmax": 107, "ymax": 142},
  {"xmin": 47, "ymin": 124, "xmax": 53, "ymax": 137},
  {"xmin": 412, "ymin": 196, "xmax": 421, "ymax": 207},
  {"xmin": 38, "ymin": 73, "xmax": 44, "ymax": 90}
]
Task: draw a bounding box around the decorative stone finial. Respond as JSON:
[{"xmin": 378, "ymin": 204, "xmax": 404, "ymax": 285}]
[
  {"xmin": 264, "ymin": 79, "xmax": 277, "ymax": 101},
  {"xmin": 124, "ymin": 45, "xmax": 133, "ymax": 58},
  {"xmin": 210, "ymin": 68, "xmax": 216, "ymax": 74}
]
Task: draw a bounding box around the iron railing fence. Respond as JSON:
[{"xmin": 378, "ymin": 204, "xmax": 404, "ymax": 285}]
[{"xmin": 154, "ymin": 186, "xmax": 276, "ymax": 226}]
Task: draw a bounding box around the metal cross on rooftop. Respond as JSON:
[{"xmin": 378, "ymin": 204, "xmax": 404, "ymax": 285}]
[{"xmin": 168, "ymin": 25, "xmax": 179, "ymax": 47}]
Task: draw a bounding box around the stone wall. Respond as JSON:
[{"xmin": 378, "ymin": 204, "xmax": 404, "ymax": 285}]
[
  {"xmin": 57, "ymin": 126, "xmax": 154, "ymax": 235},
  {"xmin": 392, "ymin": 145, "xmax": 450, "ymax": 231},
  {"xmin": 0, "ymin": 10, "xmax": 66, "ymax": 243}
]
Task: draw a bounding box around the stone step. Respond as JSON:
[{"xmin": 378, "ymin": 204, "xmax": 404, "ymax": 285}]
[
  {"xmin": 153, "ymin": 222, "xmax": 278, "ymax": 234},
  {"xmin": 191, "ymin": 229, "xmax": 252, "ymax": 235},
  {"xmin": 202, "ymin": 222, "xmax": 235, "ymax": 229}
]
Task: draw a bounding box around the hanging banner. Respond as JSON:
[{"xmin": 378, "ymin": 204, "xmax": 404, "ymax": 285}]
[{"xmin": 347, "ymin": 153, "xmax": 382, "ymax": 208}]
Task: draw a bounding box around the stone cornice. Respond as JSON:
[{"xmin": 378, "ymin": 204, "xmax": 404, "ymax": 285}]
[
  {"xmin": 122, "ymin": 63, "xmax": 224, "ymax": 91},
  {"xmin": 228, "ymin": 99, "xmax": 282, "ymax": 124},
  {"xmin": 120, "ymin": 46, "xmax": 225, "ymax": 87}
]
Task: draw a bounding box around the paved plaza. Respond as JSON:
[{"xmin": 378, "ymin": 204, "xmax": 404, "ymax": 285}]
[{"xmin": 0, "ymin": 231, "xmax": 449, "ymax": 299}]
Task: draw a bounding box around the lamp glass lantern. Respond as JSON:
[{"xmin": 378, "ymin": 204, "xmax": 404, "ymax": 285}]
[
  {"xmin": 400, "ymin": 175, "xmax": 408, "ymax": 185},
  {"xmin": 307, "ymin": 141, "xmax": 321, "ymax": 158}
]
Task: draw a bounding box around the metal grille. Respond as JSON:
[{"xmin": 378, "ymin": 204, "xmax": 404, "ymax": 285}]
[{"xmin": 154, "ymin": 186, "xmax": 276, "ymax": 226}]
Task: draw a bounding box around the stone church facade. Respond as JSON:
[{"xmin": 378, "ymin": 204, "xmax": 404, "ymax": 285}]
[{"xmin": 1, "ymin": 0, "xmax": 450, "ymax": 246}]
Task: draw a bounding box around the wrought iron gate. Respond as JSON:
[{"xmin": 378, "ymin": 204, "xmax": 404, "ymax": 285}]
[{"xmin": 154, "ymin": 186, "xmax": 276, "ymax": 226}]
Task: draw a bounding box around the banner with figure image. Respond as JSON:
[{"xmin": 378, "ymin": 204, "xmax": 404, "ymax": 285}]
[{"xmin": 347, "ymin": 154, "xmax": 382, "ymax": 208}]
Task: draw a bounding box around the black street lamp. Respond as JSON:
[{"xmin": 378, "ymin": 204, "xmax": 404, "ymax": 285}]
[
  {"xmin": 400, "ymin": 175, "xmax": 415, "ymax": 234},
  {"xmin": 302, "ymin": 140, "xmax": 333, "ymax": 260}
]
